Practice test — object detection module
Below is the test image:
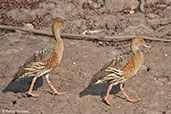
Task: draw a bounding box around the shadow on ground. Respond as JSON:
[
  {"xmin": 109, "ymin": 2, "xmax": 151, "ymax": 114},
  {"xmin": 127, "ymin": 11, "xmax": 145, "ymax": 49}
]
[
  {"xmin": 79, "ymin": 83, "xmax": 123, "ymax": 98},
  {"xmin": 2, "ymin": 76, "xmax": 43, "ymax": 94}
]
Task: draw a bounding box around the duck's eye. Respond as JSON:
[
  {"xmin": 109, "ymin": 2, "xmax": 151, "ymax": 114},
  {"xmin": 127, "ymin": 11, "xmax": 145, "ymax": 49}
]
[{"xmin": 139, "ymin": 40, "xmax": 143, "ymax": 43}]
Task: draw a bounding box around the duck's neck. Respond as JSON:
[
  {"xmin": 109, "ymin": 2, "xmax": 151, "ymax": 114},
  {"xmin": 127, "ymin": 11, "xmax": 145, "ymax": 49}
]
[
  {"xmin": 132, "ymin": 46, "xmax": 144, "ymax": 72},
  {"xmin": 53, "ymin": 29, "xmax": 64, "ymax": 55}
]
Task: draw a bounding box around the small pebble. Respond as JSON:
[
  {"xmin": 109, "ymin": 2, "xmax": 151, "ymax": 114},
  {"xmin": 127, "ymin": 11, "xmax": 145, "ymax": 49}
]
[
  {"xmin": 24, "ymin": 23, "xmax": 34, "ymax": 29},
  {"xmin": 51, "ymin": 100, "xmax": 55, "ymax": 103}
]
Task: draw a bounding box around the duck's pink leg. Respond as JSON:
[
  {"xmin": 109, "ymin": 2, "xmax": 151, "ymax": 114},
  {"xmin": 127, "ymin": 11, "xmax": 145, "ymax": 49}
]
[
  {"xmin": 26, "ymin": 77, "xmax": 39, "ymax": 97},
  {"xmin": 45, "ymin": 74, "xmax": 65, "ymax": 95},
  {"xmin": 120, "ymin": 84, "xmax": 140, "ymax": 103},
  {"xmin": 104, "ymin": 84, "xmax": 115, "ymax": 106}
]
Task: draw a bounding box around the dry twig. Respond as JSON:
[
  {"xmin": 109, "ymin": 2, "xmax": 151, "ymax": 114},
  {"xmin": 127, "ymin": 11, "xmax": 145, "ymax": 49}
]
[
  {"xmin": 0, "ymin": 24, "xmax": 171, "ymax": 42},
  {"xmin": 139, "ymin": 0, "xmax": 145, "ymax": 12}
]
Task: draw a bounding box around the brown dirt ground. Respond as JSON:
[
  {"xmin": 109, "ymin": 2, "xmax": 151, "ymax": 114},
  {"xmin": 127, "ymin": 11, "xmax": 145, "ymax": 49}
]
[{"xmin": 0, "ymin": 0, "xmax": 171, "ymax": 114}]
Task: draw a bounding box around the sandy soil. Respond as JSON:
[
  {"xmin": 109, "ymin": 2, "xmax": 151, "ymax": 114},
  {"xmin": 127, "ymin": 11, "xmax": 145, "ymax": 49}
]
[{"xmin": 0, "ymin": 0, "xmax": 171, "ymax": 114}]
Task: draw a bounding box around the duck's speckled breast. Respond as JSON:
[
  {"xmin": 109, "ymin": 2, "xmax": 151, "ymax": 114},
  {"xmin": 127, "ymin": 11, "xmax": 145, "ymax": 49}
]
[
  {"xmin": 122, "ymin": 58, "xmax": 136, "ymax": 78},
  {"xmin": 45, "ymin": 50, "xmax": 62, "ymax": 69}
]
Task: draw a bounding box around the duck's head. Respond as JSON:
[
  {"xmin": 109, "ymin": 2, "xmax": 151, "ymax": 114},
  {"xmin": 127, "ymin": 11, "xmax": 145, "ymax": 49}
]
[
  {"xmin": 52, "ymin": 20, "xmax": 65, "ymax": 30},
  {"xmin": 131, "ymin": 38, "xmax": 146, "ymax": 48},
  {"xmin": 131, "ymin": 38, "xmax": 151, "ymax": 52}
]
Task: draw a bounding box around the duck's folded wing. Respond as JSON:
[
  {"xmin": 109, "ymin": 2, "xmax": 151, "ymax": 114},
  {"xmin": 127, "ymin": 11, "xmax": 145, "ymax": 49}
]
[
  {"xmin": 24, "ymin": 48, "xmax": 52, "ymax": 65},
  {"xmin": 12, "ymin": 48, "xmax": 52, "ymax": 81},
  {"xmin": 88, "ymin": 56, "xmax": 128, "ymax": 87},
  {"xmin": 12, "ymin": 62, "xmax": 48, "ymax": 81}
]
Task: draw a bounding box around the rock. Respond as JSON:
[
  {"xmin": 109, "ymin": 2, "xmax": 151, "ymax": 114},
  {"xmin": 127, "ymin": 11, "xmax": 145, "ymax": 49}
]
[
  {"xmin": 24, "ymin": 23, "xmax": 34, "ymax": 29},
  {"xmin": 96, "ymin": 15, "xmax": 120, "ymax": 29},
  {"xmin": 105, "ymin": 0, "xmax": 139, "ymax": 11},
  {"xmin": 6, "ymin": 9, "xmax": 31, "ymax": 21},
  {"xmin": 124, "ymin": 24, "xmax": 154, "ymax": 35}
]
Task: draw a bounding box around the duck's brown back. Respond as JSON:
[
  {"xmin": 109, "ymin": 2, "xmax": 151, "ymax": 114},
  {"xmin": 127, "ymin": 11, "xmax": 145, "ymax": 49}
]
[{"xmin": 25, "ymin": 48, "xmax": 52, "ymax": 64}]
